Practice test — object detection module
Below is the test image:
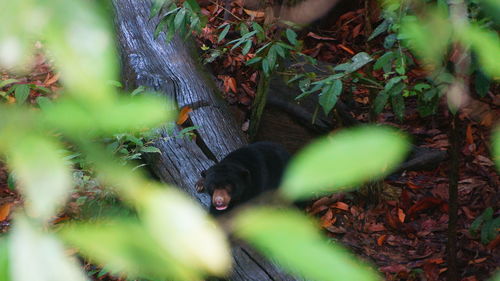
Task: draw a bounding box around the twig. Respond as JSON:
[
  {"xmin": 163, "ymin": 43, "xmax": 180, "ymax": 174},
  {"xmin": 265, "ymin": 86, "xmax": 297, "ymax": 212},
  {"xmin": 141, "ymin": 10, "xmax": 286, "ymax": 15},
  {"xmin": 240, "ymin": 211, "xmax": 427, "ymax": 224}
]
[{"xmin": 209, "ymin": 0, "xmax": 243, "ymax": 21}]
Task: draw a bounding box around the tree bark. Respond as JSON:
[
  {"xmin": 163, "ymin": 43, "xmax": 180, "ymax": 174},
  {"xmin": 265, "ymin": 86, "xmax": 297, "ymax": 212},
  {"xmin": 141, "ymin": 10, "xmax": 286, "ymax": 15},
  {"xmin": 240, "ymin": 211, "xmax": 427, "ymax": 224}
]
[{"xmin": 112, "ymin": 1, "xmax": 300, "ymax": 280}]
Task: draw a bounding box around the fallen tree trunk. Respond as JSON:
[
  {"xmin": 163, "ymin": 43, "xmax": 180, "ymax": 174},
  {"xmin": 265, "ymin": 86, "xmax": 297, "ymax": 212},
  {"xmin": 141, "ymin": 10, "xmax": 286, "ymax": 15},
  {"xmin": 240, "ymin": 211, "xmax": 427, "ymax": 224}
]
[{"xmin": 112, "ymin": 1, "xmax": 299, "ymax": 280}]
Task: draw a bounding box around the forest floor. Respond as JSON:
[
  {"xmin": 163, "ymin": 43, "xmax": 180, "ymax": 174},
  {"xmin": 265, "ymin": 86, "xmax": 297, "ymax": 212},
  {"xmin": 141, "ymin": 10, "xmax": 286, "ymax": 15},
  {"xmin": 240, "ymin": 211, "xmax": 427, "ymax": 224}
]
[{"xmin": 0, "ymin": 0, "xmax": 499, "ymax": 280}]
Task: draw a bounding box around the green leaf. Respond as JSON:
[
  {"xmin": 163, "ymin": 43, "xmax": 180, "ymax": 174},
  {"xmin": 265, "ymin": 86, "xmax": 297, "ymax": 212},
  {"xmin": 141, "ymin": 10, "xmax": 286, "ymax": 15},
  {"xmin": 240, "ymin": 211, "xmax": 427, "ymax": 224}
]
[
  {"xmin": 155, "ymin": 17, "xmax": 170, "ymax": 39},
  {"xmin": 189, "ymin": 15, "xmax": 201, "ymax": 31},
  {"xmin": 373, "ymin": 51, "xmax": 394, "ymax": 71},
  {"xmin": 252, "ymin": 22, "xmax": 265, "ymax": 41},
  {"xmin": 422, "ymin": 88, "xmax": 438, "ymax": 102},
  {"xmin": 470, "ymin": 207, "xmax": 493, "ymax": 234},
  {"xmin": 7, "ymin": 172, "xmax": 16, "ymax": 190},
  {"xmin": 150, "ymin": 0, "xmax": 167, "ymax": 18},
  {"xmin": 43, "ymin": 95, "xmax": 173, "ymax": 136},
  {"xmin": 385, "ymin": 81, "xmax": 406, "ymax": 115},
  {"xmin": 255, "ymin": 42, "xmax": 272, "ymax": 54},
  {"xmin": 218, "ymin": 24, "xmax": 230, "ymax": 43},
  {"xmin": 227, "ymin": 30, "xmax": 256, "ymax": 45},
  {"xmin": 10, "ymin": 216, "xmax": 88, "ymax": 281},
  {"xmin": 400, "ymin": 11, "xmax": 451, "ymax": 66},
  {"xmin": 60, "ymin": 219, "xmax": 199, "ymax": 280},
  {"xmin": 482, "ymin": 217, "xmax": 500, "ymax": 244},
  {"xmin": 318, "ymin": 79, "xmax": 342, "ymax": 115},
  {"xmin": 107, "ymin": 80, "xmax": 123, "ymax": 88},
  {"xmin": 374, "ymin": 78, "xmax": 404, "ymax": 114},
  {"xmin": 9, "ymin": 137, "xmax": 72, "ymax": 221},
  {"xmin": 185, "ymin": 0, "xmax": 201, "ymax": 12},
  {"xmin": 287, "ymin": 74, "xmax": 305, "ymax": 85},
  {"xmin": 335, "ymin": 53, "xmax": 373, "ymax": 74},
  {"xmin": 245, "ymin": 57, "xmax": 262, "ymax": 66},
  {"xmin": 276, "ymin": 42, "xmax": 295, "ymax": 50},
  {"xmin": 139, "ymin": 188, "xmax": 231, "ymax": 276},
  {"xmin": 391, "ymin": 90, "xmax": 405, "ymax": 121},
  {"xmin": 413, "ymin": 83, "xmax": 431, "ymax": 92},
  {"xmin": 239, "ymin": 23, "xmax": 249, "ymax": 36},
  {"xmin": 242, "ymin": 40, "xmax": 252, "ymax": 55},
  {"xmin": 174, "ymin": 8, "xmax": 187, "ymax": 30},
  {"xmin": 33, "ymin": 85, "xmax": 52, "ymax": 94},
  {"xmin": 295, "ymin": 84, "xmax": 322, "ymax": 100},
  {"xmin": 36, "ymin": 96, "xmax": 53, "ymax": 111},
  {"xmin": 131, "ymin": 86, "xmax": 146, "ymax": 96},
  {"xmin": 286, "ymin": 28, "xmax": 298, "ymax": 46},
  {"xmin": 368, "ymin": 19, "xmax": 390, "ymax": 41},
  {"xmin": 140, "ymin": 146, "xmax": 162, "ymax": 154},
  {"xmin": 474, "ymin": 70, "xmax": 490, "ymax": 98},
  {"xmin": 14, "ymin": 84, "xmax": 30, "ymax": 104},
  {"xmin": 234, "ymin": 208, "xmax": 381, "ymax": 281},
  {"xmin": 312, "ymin": 73, "xmax": 344, "ymax": 85},
  {"xmin": 267, "ymin": 45, "xmax": 277, "ymax": 70},
  {"xmin": 383, "ymin": 33, "xmax": 397, "ymax": 49},
  {"xmin": 347, "ymin": 52, "xmax": 373, "ymax": 73},
  {"xmin": 0, "ymin": 237, "xmax": 9, "ymax": 281},
  {"xmin": 299, "ymin": 78, "xmax": 311, "ymax": 92},
  {"xmin": 262, "ymin": 58, "xmax": 270, "ymax": 76},
  {"xmin": 272, "ymin": 44, "xmax": 286, "ymax": 58},
  {"xmin": 374, "ymin": 90, "xmax": 390, "ymax": 114},
  {"xmin": 459, "ymin": 24, "xmax": 500, "ymax": 77},
  {"xmin": 42, "ymin": 0, "xmax": 120, "ymax": 103},
  {"xmin": 281, "ymin": 126, "xmax": 409, "ymax": 200},
  {"xmin": 493, "ymin": 127, "xmax": 500, "ymax": 170},
  {"xmin": 0, "ymin": 79, "xmax": 18, "ymax": 88}
]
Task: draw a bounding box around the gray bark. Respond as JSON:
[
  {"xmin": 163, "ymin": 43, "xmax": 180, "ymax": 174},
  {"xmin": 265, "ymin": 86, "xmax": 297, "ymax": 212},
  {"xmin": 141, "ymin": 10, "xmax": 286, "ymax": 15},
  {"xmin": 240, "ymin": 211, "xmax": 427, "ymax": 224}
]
[{"xmin": 112, "ymin": 0, "xmax": 299, "ymax": 280}]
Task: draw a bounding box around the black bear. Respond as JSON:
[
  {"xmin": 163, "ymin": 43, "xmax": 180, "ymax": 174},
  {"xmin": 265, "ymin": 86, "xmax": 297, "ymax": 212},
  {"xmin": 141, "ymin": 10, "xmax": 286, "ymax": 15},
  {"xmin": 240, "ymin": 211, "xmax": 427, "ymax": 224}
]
[{"xmin": 196, "ymin": 142, "xmax": 290, "ymax": 213}]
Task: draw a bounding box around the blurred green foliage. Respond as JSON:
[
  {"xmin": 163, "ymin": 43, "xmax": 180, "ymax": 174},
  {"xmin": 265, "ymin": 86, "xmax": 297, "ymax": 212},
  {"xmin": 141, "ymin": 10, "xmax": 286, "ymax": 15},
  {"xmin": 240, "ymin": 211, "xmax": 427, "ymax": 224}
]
[{"xmin": 1, "ymin": 0, "xmax": 468, "ymax": 281}]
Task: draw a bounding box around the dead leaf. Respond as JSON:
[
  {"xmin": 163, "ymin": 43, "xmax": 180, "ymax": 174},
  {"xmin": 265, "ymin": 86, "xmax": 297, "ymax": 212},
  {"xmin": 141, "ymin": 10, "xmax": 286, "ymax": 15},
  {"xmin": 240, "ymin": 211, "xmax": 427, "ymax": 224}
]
[
  {"xmin": 365, "ymin": 223, "xmax": 386, "ymax": 232},
  {"xmin": 466, "ymin": 124, "xmax": 474, "ymax": 145},
  {"xmin": 325, "ymin": 225, "xmax": 346, "ymax": 234},
  {"xmin": 6, "ymin": 96, "xmax": 15, "ymax": 104},
  {"xmin": 243, "ymin": 8, "xmax": 265, "ymax": 18},
  {"xmin": 473, "ymin": 155, "xmax": 494, "ymax": 166},
  {"xmin": 176, "ymin": 106, "xmax": 192, "ymax": 125},
  {"xmin": 52, "ymin": 215, "xmax": 70, "ymax": 224},
  {"xmin": 385, "ymin": 209, "xmax": 401, "ymax": 229},
  {"xmin": 227, "ymin": 77, "xmax": 237, "ymax": 93},
  {"xmin": 337, "ymin": 44, "xmax": 355, "ymax": 55},
  {"xmin": 352, "ymin": 23, "xmax": 362, "ymax": 38},
  {"xmin": 423, "ymin": 262, "xmax": 440, "ymax": 281},
  {"xmin": 397, "ymin": 208, "xmax": 406, "ymax": 223},
  {"xmin": 468, "ymin": 257, "xmax": 487, "ymax": 264},
  {"xmin": 320, "ymin": 209, "xmax": 336, "ymax": 228},
  {"xmin": 306, "ymin": 32, "xmax": 335, "ymax": 41},
  {"xmin": 380, "ymin": 264, "xmax": 408, "ymax": 273},
  {"xmin": 427, "ymin": 258, "xmax": 445, "ymax": 264},
  {"xmin": 330, "ymin": 201, "xmax": 349, "ymax": 211},
  {"xmin": 487, "ymin": 234, "xmax": 500, "ymax": 250},
  {"xmin": 45, "ymin": 72, "xmax": 60, "ymax": 86},
  {"xmin": 0, "ymin": 203, "xmax": 13, "ymax": 221},
  {"xmin": 407, "ymin": 197, "xmax": 444, "ymax": 218},
  {"xmin": 377, "ymin": 234, "xmax": 387, "ymax": 246}
]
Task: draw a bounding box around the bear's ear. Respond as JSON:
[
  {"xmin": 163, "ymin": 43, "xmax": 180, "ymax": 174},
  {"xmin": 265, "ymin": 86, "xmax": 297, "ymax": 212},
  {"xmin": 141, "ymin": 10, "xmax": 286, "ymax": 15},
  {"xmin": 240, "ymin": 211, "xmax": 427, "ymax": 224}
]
[{"xmin": 200, "ymin": 170, "xmax": 206, "ymax": 178}]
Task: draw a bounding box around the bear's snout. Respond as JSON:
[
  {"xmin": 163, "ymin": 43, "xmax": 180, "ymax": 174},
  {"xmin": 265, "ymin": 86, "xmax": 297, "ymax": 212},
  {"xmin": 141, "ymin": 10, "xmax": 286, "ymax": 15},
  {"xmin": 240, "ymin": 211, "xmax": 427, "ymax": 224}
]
[{"xmin": 212, "ymin": 189, "xmax": 231, "ymax": 211}]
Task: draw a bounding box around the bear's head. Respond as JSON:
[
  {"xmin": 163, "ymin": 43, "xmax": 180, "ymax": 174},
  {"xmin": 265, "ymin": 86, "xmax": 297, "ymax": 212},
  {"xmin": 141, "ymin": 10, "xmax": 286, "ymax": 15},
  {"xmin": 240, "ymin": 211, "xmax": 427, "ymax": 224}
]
[{"xmin": 199, "ymin": 164, "xmax": 250, "ymax": 211}]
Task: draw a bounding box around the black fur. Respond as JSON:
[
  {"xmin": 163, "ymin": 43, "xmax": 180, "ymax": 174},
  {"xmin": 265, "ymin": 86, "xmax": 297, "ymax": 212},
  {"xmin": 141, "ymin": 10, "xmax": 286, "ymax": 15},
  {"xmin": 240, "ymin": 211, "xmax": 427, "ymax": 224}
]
[{"xmin": 197, "ymin": 142, "xmax": 290, "ymax": 213}]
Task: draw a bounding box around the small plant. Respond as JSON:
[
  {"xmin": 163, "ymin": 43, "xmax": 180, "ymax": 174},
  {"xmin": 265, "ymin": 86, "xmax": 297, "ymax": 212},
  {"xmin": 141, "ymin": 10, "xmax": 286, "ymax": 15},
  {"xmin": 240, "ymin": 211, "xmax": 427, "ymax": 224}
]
[
  {"xmin": 153, "ymin": 0, "xmax": 207, "ymax": 42},
  {"xmin": 288, "ymin": 52, "xmax": 373, "ymax": 115},
  {"xmin": 469, "ymin": 207, "xmax": 500, "ymax": 244},
  {"xmin": 104, "ymin": 132, "xmax": 161, "ymax": 168},
  {"xmin": 0, "ymin": 79, "xmax": 54, "ymax": 107}
]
